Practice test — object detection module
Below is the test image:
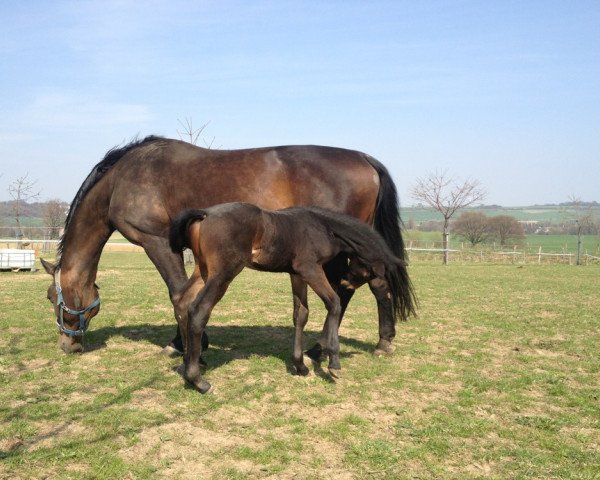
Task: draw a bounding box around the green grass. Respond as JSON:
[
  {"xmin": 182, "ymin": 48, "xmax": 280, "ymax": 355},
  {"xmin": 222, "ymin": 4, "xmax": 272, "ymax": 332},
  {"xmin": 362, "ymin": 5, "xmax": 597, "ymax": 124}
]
[{"xmin": 1, "ymin": 252, "xmax": 599, "ymax": 478}]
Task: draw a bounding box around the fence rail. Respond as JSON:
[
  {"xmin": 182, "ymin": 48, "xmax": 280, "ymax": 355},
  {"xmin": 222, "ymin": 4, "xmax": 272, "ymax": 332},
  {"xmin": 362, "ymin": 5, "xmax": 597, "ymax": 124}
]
[
  {"xmin": 1, "ymin": 238, "xmax": 598, "ymax": 265},
  {"xmin": 406, "ymin": 245, "xmax": 598, "ymax": 265}
]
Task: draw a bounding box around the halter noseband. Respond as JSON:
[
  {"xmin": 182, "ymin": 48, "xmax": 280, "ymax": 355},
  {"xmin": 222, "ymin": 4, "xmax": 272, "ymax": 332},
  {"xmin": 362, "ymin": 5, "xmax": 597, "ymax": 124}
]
[{"xmin": 54, "ymin": 270, "xmax": 101, "ymax": 337}]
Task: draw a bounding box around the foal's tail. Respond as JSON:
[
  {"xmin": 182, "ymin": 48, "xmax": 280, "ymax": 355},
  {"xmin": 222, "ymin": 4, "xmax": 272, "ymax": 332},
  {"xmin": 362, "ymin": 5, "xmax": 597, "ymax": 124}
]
[{"xmin": 169, "ymin": 209, "xmax": 208, "ymax": 253}]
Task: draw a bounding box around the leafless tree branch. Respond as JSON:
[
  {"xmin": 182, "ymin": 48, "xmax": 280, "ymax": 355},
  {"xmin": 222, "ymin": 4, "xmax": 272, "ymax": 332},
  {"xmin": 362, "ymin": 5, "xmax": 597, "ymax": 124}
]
[
  {"xmin": 411, "ymin": 170, "xmax": 486, "ymax": 264},
  {"xmin": 177, "ymin": 118, "xmax": 211, "ymax": 146},
  {"xmin": 8, "ymin": 173, "xmax": 41, "ymax": 240}
]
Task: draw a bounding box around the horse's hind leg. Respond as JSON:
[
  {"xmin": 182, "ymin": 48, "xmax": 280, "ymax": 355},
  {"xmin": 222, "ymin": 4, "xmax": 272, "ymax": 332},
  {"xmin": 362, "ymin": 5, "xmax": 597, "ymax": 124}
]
[
  {"xmin": 369, "ymin": 277, "xmax": 396, "ymax": 356},
  {"xmin": 183, "ymin": 274, "xmax": 234, "ymax": 394},
  {"xmin": 290, "ymin": 275, "xmax": 309, "ymax": 376}
]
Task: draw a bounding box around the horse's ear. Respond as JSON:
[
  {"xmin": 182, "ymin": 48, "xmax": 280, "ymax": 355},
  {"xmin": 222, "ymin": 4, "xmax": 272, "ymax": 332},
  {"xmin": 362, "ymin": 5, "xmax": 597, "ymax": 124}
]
[{"xmin": 40, "ymin": 258, "xmax": 57, "ymax": 276}]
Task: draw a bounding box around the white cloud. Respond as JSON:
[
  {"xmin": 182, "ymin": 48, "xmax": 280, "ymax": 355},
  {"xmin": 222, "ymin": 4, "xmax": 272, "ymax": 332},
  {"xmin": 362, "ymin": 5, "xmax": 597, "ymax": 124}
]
[{"xmin": 21, "ymin": 92, "xmax": 155, "ymax": 130}]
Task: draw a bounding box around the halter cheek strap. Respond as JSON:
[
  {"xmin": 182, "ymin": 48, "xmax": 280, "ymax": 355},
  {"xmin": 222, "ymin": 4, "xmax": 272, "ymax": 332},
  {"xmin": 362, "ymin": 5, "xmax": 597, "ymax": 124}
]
[{"xmin": 54, "ymin": 270, "xmax": 101, "ymax": 337}]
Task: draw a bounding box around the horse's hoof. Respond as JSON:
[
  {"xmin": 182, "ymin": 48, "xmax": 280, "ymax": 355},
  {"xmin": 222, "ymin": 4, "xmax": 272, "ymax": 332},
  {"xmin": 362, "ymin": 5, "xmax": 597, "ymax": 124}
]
[
  {"xmin": 162, "ymin": 345, "xmax": 184, "ymax": 357},
  {"xmin": 374, "ymin": 340, "xmax": 396, "ymax": 357},
  {"xmin": 328, "ymin": 367, "xmax": 342, "ymax": 379}
]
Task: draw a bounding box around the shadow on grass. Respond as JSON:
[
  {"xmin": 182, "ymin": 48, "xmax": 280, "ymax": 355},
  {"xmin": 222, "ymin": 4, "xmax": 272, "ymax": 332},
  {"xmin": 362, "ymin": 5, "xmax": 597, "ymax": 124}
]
[
  {"xmin": 83, "ymin": 323, "xmax": 375, "ymax": 370},
  {"xmin": 0, "ymin": 325, "xmax": 378, "ymax": 462}
]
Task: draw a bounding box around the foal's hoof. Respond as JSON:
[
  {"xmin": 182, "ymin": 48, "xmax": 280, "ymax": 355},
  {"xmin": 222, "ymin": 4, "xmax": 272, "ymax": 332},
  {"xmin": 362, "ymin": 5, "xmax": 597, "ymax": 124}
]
[
  {"xmin": 374, "ymin": 340, "xmax": 396, "ymax": 357},
  {"xmin": 162, "ymin": 345, "xmax": 184, "ymax": 357},
  {"xmin": 295, "ymin": 363, "xmax": 310, "ymax": 376},
  {"xmin": 305, "ymin": 344, "xmax": 327, "ymax": 363},
  {"xmin": 192, "ymin": 379, "xmax": 213, "ymax": 394},
  {"xmin": 328, "ymin": 367, "xmax": 342, "ymax": 379}
]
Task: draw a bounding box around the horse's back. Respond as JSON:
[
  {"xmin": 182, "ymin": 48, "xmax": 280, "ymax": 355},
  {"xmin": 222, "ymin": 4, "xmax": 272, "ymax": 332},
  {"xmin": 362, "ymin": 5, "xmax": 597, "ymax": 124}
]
[{"xmin": 107, "ymin": 139, "xmax": 380, "ymax": 240}]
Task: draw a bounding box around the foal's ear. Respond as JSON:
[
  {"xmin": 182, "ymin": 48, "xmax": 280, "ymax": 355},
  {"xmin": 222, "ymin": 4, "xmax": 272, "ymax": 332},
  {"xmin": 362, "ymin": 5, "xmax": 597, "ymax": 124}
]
[
  {"xmin": 40, "ymin": 258, "xmax": 57, "ymax": 276},
  {"xmin": 373, "ymin": 261, "xmax": 386, "ymax": 278},
  {"xmin": 394, "ymin": 257, "xmax": 408, "ymax": 267}
]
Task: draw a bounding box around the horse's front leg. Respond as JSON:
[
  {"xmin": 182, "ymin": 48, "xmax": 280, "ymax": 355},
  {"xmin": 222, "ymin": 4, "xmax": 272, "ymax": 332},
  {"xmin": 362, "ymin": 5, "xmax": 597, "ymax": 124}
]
[{"xmin": 290, "ymin": 275, "xmax": 309, "ymax": 376}]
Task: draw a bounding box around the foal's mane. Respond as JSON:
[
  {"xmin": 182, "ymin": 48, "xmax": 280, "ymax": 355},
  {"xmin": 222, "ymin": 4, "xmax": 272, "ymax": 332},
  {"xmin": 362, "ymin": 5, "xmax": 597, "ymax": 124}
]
[
  {"xmin": 57, "ymin": 135, "xmax": 165, "ymax": 260},
  {"xmin": 303, "ymin": 207, "xmax": 397, "ymax": 264}
]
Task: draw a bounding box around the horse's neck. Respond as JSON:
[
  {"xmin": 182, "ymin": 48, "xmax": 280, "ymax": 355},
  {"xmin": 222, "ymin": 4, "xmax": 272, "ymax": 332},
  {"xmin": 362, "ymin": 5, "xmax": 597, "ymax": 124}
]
[{"xmin": 59, "ymin": 195, "xmax": 113, "ymax": 289}]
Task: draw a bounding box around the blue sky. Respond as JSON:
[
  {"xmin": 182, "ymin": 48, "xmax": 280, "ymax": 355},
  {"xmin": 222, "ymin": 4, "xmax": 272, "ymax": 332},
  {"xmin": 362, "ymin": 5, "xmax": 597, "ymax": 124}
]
[{"xmin": 1, "ymin": 0, "xmax": 598, "ymax": 206}]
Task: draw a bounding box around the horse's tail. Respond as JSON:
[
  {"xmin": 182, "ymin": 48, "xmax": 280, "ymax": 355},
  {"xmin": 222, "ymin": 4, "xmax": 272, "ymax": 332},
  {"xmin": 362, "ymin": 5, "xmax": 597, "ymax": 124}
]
[
  {"xmin": 362, "ymin": 155, "xmax": 417, "ymax": 320},
  {"xmin": 169, "ymin": 209, "xmax": 208, "ymax": 253},
  {"xmin": 363, "ymin": 155, "xmax": 406, "ymax": 261}
]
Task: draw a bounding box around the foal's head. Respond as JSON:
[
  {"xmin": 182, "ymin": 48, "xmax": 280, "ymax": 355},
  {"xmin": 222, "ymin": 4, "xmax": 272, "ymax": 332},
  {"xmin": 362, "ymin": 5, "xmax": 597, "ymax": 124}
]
[
  {"xmin": 41, "ymin": 259, "xmax": 101, "ymax": 353},
  {"xmin": 341, "ymin": 257, "xmax": 389, "ymax": 289}
]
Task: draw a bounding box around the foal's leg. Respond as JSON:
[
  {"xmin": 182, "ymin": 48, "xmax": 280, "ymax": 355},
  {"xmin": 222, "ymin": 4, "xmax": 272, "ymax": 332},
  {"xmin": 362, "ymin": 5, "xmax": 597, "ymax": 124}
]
[
  {"xmin": 184, "ymin": 274, "xmax": 235, "ymax": 394},
  {"xmin": 137, "ymin": 235, "xmax": 209, "ymax": 356},
  {"xmin": 305, "ymin": 256, "xmax": 354, "ymax": 362},
  {"xmin": 171, "ymin": 267, "xmax": 206, "ymax": 362},
  {"xmin": 290, "ymin": 275, "xmax": 309, "ymax": 376},
  {"xmin": 300, "ymin": 267, "xmax": 342, "ymax": 377}
]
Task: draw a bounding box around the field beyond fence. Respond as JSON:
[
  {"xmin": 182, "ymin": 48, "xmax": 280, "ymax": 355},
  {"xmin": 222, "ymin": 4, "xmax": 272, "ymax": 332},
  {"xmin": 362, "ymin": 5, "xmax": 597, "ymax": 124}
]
[
  {"xmin": 1, "ymin": 252, "xmax": 599, "ymax": 479},
  {"xmin": 2, "ymin": 231, "xmax": 600, "ymax": 266}
]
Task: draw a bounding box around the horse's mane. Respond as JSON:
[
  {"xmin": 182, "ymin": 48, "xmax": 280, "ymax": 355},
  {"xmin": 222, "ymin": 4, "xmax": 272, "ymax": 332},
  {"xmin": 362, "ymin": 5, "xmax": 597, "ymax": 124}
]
[{"xmin": 57, "ymin": 135, "xmax": 165, "ymax": 260}]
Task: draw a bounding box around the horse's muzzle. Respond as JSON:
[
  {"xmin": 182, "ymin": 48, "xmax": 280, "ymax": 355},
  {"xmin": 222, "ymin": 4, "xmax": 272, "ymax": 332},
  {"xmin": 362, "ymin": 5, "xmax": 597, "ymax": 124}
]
[{"xmin": 59, "ymin": 337, "xmax": 84, "ymax": 354}]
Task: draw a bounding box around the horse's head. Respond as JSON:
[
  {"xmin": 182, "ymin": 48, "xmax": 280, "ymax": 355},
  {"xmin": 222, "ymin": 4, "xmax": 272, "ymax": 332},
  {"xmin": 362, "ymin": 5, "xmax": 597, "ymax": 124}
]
[{"xmin": 41, "ymin": 258, "xmax": 101, "ymax": 353}]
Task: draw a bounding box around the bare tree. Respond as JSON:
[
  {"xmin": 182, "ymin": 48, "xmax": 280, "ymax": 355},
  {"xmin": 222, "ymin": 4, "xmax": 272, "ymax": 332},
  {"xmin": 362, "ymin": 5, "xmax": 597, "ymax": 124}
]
[
  {"xmin": 8, "ymin": 173, "xmax": 40, "ymax": 242},
  {"xmin": 411, "ymin": 171, "xmax": 486, "ymax": 264},
  {"xmin": 488, "ymin": 215, "xmax": 525, "ymax": 247},
  {"xmin": 177, "ymin": 118, "xmax": 218, "ymax": 148},
  {"xmin": 563, "ymin": 196, "xmax": 598, "ymax": 265},
  {"xmin": 43, "ymin": 199, "xmax": 68, "ymax": 239},
  {"xmin": 453, "ymin": 211, "xmax": 490, "ymax": 246}
]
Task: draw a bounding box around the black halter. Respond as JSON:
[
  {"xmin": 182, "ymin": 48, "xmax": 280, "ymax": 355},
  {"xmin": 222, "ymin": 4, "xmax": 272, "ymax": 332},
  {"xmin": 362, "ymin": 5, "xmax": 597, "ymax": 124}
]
[{"xmin": 54, "ymin": 270, "xmax": 101, "ymax": 337}]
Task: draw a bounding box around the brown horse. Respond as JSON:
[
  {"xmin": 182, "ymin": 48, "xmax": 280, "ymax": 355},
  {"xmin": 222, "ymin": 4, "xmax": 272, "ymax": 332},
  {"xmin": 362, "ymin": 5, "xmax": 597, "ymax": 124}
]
[
  {"xmin": 41, "ymin": 136, "xmax": 410, "ymax": 360},
  {"xmin": 169, "ymin": 203, "xmax": 416, "ymax": 393}
]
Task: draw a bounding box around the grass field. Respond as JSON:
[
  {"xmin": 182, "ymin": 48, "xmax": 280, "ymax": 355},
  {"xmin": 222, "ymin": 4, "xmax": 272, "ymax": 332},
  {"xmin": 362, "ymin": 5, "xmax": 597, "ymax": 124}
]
[{"xmin": 1, "ymin": 252, "xmax": 599, "ymax": 479}]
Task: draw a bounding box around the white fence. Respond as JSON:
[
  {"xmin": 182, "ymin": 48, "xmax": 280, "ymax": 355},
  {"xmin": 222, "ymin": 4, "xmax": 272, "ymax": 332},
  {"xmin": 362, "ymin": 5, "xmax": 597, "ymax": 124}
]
[
  {"xmin": 406, "ymin": 242, "xmax": 599, "ymax": 265},
  {"xmin": 2, "ymin": 238, "xmax": 598, "ymax": 266}
]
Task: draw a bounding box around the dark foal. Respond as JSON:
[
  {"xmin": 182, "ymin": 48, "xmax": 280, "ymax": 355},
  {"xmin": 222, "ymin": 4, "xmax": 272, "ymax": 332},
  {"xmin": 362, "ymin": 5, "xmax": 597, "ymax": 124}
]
[{"xmin": 169, "ymin": 203, "xmax": 416, "ymax": 394}]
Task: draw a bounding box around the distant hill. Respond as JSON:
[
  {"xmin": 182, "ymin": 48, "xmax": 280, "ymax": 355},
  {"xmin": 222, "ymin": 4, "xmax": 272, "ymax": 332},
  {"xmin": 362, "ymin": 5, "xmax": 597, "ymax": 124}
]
[
  {"xmin": 402, "ymin": 203, "xmax": 600, "ymax": 224},
  {"xmin": 0, "ymin": 200, "xmax": 68, "ymax": 227},
  {"xmin": 1, "ymin": 200, "xmax": 598, "ymax": 227}
]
